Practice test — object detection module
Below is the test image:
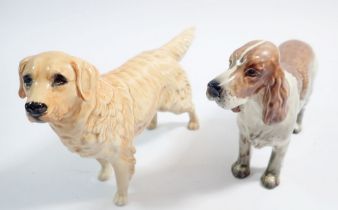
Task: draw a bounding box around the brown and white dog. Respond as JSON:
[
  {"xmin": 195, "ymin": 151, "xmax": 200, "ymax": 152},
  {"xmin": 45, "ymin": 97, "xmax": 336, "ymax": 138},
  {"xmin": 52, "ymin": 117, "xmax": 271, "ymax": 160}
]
[
  {"xmin": 207, "ymin": 40, "xmax": 316, "ymax": 189},
  {"xmin": 18, "ymin": 28, "xmax": 199, "ymax": 206}
]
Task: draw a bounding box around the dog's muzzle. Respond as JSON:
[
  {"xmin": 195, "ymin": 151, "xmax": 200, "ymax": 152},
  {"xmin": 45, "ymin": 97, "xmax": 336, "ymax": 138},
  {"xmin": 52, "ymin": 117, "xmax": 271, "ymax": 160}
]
[
  {"xmin": 25, "ymin": 102, "xmax": 48, "ymax": 118},
  {"xmin": 207, "ymin": 80, "xmax": 222, "ymax": 98}
]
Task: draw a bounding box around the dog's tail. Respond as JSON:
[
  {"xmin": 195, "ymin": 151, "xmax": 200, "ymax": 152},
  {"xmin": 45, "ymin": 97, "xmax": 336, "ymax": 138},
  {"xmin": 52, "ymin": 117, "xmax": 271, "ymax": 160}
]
[{"xmin": 160, "ymin": 27, "xmax": 195, "ymax": 61}]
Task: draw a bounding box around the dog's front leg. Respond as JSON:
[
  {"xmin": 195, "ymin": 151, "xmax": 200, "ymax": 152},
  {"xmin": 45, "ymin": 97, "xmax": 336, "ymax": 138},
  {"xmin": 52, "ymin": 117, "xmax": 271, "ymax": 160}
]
[
  {"xmin": 231, "ymin": 134, "xmax": 251, "ymax": 179},
  {"xmin": 111, "ymin": 147, "xmax": 136, "ymax": 206},
  {"xmin": 261, "ymin": 141, "xmax": 289, "ymax": 189}
]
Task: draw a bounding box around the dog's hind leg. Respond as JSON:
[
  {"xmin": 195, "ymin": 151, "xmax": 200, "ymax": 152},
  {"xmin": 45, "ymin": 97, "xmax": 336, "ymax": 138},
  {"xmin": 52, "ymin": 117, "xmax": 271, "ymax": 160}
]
[
  {"xmin": 178, "ymin": 87, "xmax": 199, "ymax": 130},
  {"xmin": 97, "ymin": 158, "xmax": 112, "ymax": 181},
  {"xmin": 147, "ymin": 113, "xmax": 157, "ymax": 130},
  {"xmin": 161, "ymin": 99, "xmax": 199, "ymax": 130},
  {"xmin": 158, "ymin": 65, "xmax": 199, "ymax": 130},
  {"xmin": 293, "ymin": 108, "xmax": 305, "ymax": 134},
  {"xmin": 167, "ymin": 97, "xmax": 199, "ymax": 130},
  {"xmin": 166, "ymin": 71, "xmax": 199, "ymax": 130},
  {"xmin": 187, "ymin": 107, "xmax": 199, "ymax": 130}
]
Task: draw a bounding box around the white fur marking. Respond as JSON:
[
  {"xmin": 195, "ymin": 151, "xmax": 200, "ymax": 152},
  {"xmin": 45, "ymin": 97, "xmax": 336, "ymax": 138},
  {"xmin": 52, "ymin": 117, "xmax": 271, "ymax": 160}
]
[
  {"xmin": 219, "ymin": 66, "xmax": 237, "ymax": 86},
  {"xmin": 219, "ymin": 41, "xmax": 267, "ymax": 86},
  {"xmin": 238, "ymin": 40, "xmax": 266, "ymax": 66}
]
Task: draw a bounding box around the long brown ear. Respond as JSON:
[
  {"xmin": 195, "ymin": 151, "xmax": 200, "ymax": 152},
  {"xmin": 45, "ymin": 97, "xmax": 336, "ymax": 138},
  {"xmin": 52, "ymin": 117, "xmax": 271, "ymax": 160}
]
[
  {"xmin": 70, "ymin": 60, "xmax": 98, "ymax": 101},
  {"xmin": 262, "ymin": 68, "xmax": 289, "ymax": 125},
  {"xmin": 18, "ymin": 56, "xmax": 32, "ymax": 98}
]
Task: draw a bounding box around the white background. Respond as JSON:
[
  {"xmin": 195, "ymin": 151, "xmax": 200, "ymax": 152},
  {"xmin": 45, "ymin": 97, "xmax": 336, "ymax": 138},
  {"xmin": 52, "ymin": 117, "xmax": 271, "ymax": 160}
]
[{"xmin": 1, "ymin": 0, "xmax": 338, "ymax": 209}]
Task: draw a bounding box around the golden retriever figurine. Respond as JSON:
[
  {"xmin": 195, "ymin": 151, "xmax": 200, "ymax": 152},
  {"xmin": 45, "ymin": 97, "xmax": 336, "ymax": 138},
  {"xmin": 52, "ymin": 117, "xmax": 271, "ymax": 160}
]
[{"xmin": 18, "ymin": 28, "xmax": 199, "ymax": 206}]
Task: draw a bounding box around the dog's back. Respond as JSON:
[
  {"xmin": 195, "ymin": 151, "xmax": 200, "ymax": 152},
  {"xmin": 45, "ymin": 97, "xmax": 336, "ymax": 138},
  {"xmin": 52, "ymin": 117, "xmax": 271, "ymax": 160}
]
[
  {"xmin": 101, "ymin": 28, "xmax": 196, "ymax": 133},
  {"xmin": 279, "ymin": 40, "xmax": 315, "ymax": 100}
]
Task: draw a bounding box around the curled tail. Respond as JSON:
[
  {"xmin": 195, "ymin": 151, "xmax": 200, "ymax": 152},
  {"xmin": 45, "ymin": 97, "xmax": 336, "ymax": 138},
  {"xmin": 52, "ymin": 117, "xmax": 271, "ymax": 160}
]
[{"xmin": 160, "ymin": 27, "xmax": 195, "ymax": 61}]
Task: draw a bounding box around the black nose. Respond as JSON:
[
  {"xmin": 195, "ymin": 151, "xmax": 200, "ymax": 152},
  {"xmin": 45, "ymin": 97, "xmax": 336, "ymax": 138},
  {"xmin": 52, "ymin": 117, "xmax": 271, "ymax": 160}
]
[
  {"xmin": 207, "ymin": 80, "xmax": 222, "ymax": 97},
  {"xmin": 25, "ymin": 102, "xmax": 47, "ymax": 117}
]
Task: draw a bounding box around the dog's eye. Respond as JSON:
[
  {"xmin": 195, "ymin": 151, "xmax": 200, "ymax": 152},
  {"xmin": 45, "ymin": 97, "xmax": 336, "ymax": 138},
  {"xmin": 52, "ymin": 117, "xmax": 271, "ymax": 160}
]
[
  {"xmin": 52, "ymin": 74, "xmax": 68, "ymax": 86},
  {"xmin": 245, "ymin": 68, "xmax": 259, "ymax": 77},
  {"xmin": 23, "ymin": 74, "xmax": 33, "ymax": 88}
]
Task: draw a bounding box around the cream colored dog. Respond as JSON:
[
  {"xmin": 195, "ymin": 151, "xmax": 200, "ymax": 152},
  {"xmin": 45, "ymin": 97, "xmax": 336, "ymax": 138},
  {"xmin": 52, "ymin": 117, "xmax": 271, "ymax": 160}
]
[{"xmin": 18, "ymin": 28, "xmax": 199, "ymax": 206}]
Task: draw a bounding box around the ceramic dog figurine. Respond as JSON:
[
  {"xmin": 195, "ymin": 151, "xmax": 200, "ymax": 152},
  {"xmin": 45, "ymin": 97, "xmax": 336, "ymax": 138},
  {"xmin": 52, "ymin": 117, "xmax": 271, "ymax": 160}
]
[
  {"xmin": 207, "ymin": 40, "xmax": 316, "ymax": 189},
  {"xmin": 18, "ymin": 28, "xmax": 199, "ymax": 206}
]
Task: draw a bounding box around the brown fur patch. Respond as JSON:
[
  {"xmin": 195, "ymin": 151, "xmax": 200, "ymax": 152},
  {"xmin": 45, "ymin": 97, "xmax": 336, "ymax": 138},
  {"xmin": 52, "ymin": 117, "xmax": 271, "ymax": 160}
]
[
  {"xmin": 228, "ymin": 41, "xmax": 289, "ymax": 124},
  {"xmin": 262, "ymin": 67, "xmax": 289, "ymax": 125},
  {"xmin": 279, "ymin": 40, "xmax": 314, "ymax": 99},
  {"xmin": 229, "ymin": 41, "xmax": 281, "ymax": 98}
]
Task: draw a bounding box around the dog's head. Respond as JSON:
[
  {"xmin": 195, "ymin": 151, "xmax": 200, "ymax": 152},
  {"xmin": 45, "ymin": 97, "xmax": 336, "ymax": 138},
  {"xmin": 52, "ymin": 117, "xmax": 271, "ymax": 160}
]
[
  {"xmin": 207, "ymin": 40, "xmax": 289, "ymax": 125},
  {"xmin": 18, "ymin": 51, "xmax": 99, "ymax": 123}
]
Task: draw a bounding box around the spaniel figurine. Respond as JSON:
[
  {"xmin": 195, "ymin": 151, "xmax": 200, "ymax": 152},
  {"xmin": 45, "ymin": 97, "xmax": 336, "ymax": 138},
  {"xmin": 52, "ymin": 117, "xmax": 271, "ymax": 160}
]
[{"xmin": 207, "ymin": 40, "xmax": 316, "ymax": 189}]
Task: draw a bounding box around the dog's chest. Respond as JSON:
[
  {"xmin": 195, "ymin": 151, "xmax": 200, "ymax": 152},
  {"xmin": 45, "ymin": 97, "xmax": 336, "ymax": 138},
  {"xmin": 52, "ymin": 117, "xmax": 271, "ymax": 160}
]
[
  {"xmin": 238, "ymin": 122, "xmax": 276, "ymax": 148},
  {"xmin": 237, "ymin": 105, "xmax": 290, "ymax": 148},
  {"xmin": 58, "ymin": 132, "xmax": 107, "ymax": 157},
  {"xmin": 247, "ymin": 132, "xmax": 275, "ymax": 148}
]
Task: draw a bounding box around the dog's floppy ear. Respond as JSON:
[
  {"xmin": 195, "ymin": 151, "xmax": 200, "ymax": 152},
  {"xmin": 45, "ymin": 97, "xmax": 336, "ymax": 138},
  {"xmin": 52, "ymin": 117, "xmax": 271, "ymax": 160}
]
[
  {"xmin": 70, "ymin": 60, "xmax": 98, "ymax": 101},
  {"xmin": 262, "ymin": 68, "xmax": 289, "ymax": 125},
  {"xmin": 18, "ymin": 56, "xmax": 32, "ymax": 98}
]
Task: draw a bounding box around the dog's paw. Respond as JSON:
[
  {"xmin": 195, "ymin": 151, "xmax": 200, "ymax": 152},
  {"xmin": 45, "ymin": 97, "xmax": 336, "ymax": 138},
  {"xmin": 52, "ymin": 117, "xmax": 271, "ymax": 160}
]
[
  {"xmin": 97, "ymin": 167, "xmax": 112, "ymax": 182},
  {"xmin": 147, "ymin": 122, "xmax": 157, "ymax": 130},
  {"xmin": 231, "ymin": 162, "xmax": 250, "ymax": 179},
  {"xmin": 187, "ymin": 121, "xmax": 199, "ymax": 130},
  {"xmin": 114, "ymin": 193, "xmax": 128, "ymax": 206},
  {"xmin": 98, "ymin": 171, "xmax": 111, "ymax": 182},
  {"xmin": 261, "ymin": 173, "xmax": 279, "ymax": 189},
  {"xmin": 293, "ymin": 123, "xmax": 302, "ymax": 134}
]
